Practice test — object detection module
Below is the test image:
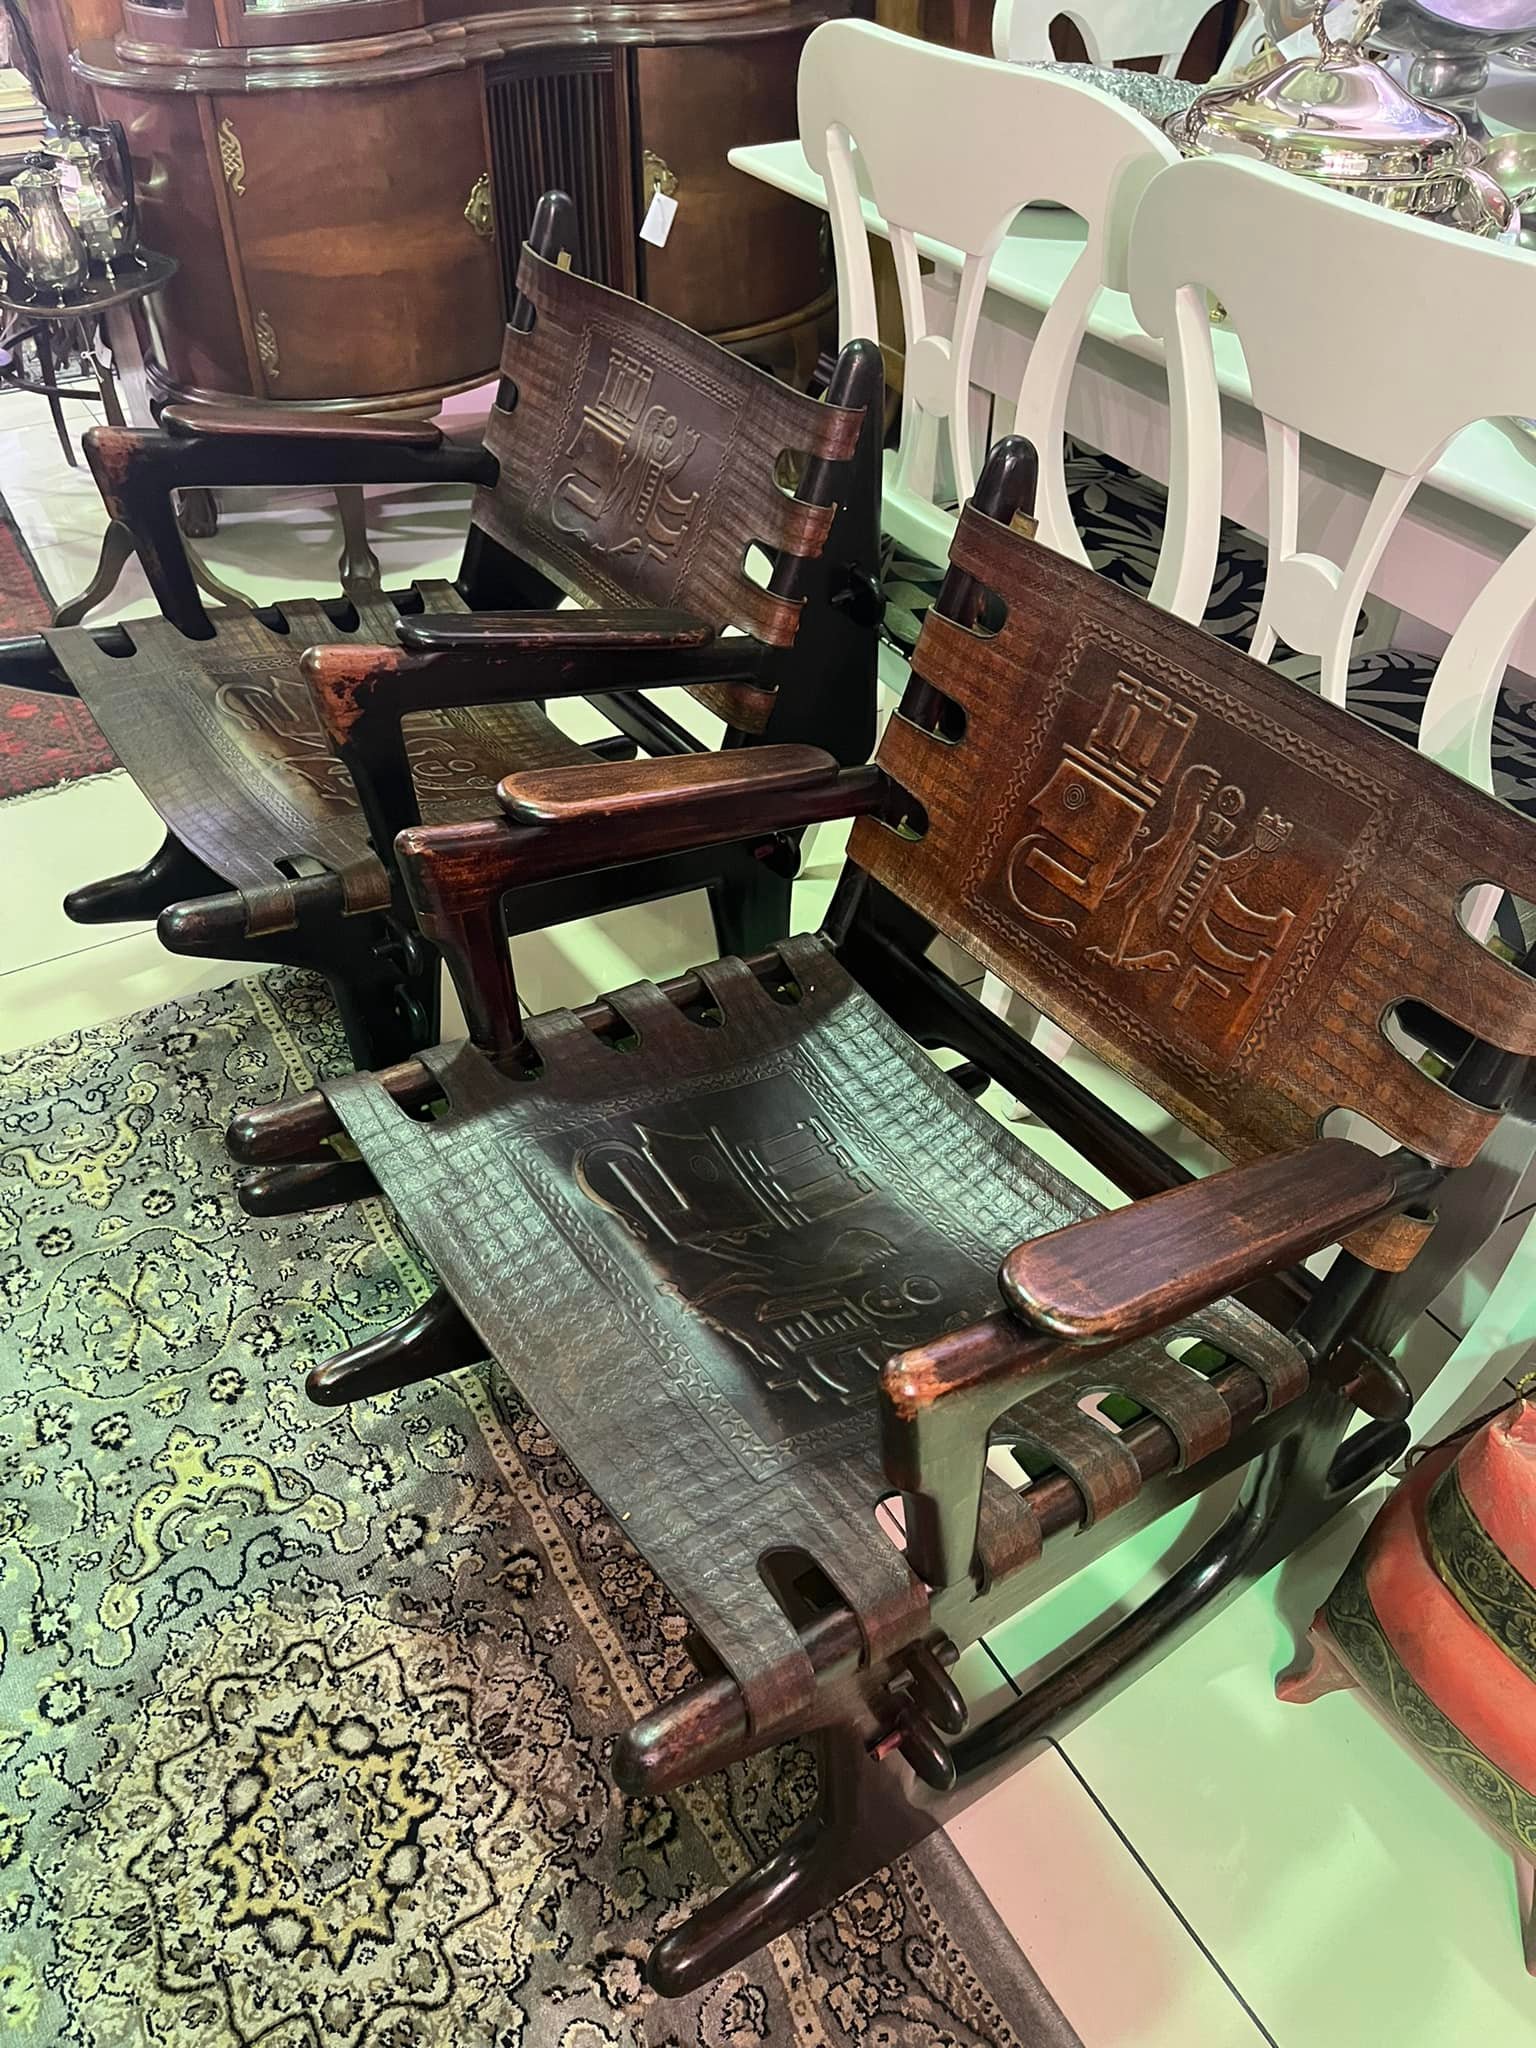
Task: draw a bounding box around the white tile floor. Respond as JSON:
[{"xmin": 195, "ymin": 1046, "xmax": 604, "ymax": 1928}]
[{"xmin": 3, "ymin": 386, "xmax": 1535, "ymax": 2047}]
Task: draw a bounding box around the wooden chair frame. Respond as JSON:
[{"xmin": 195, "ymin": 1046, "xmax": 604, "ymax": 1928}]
[
  {"xmin": 227, "ymin": 437, "xmax": 1536, "ymax": 1995},
  {"xmin": 0, "ymin": 192, "xmax": 884, "ymax": 1071}
]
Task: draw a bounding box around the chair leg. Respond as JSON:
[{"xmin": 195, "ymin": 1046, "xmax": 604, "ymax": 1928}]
[
  {"xmin": 952, "ymin": 1383, "xmax": 1386, "ymax": 1784},
  {"xmin": 306, "ymin": 1285, "xmax": 485, "ymax": 1406},
  {"xmin": 646, "ymin": 1721, "xmax": 935, "ymax": 1999},
  {"xmin": 158, "ymin": 893, "xmax": 438, "ymax": 1074},
  {"xmin": 51, "ymin": 517, "xmax": 140, "ymax": 629},
  {"xmin": 64, "ymin": 830, "xmax": 225, "ymax": 926},
  {"xmin": 320, "ymin": 925, "xmax": 439, "ymax": 1072},
  {"xmin": 707, "ymin": 846, "xmax": 795, "ymax": 960}
]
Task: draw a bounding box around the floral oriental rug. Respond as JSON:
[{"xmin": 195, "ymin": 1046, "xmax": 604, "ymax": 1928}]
[
  {"xmin": 0, "ymin": 495, "xmax": 115, "ymax": 799},
  {"xmin": 0, "ymin": 968, "xmax": 1078, "ymax": 2048}
]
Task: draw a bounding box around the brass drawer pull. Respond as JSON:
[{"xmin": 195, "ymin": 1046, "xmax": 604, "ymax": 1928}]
[
  {"xmin": 642, "ymin": 150, "xmax": 678, "ymax": 209},
  {"xmin": 464, "ymin": 173, "xmax": 494, "ymax": 240},
  {"xmin": 218, "ymin": 116, "xmax": 246, "ymax": 199},
  {"xmin": 254, "ymin": 309, "xmax": 280, "ymax": 380}
]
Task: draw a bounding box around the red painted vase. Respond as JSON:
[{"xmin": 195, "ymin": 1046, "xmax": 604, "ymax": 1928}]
[{"xmin": 1278, "ymin": 1398, "xmax": 1536, "ymax": 1974}]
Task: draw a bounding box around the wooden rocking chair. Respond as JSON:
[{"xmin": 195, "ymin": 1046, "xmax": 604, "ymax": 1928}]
[
  {"xmin": 228, "ymin": 437, "xmax": 1536, "ymax": 1994},
  {"xmin": 0, "ymin": 192, "xmax": 882, "ymax": 1069}
]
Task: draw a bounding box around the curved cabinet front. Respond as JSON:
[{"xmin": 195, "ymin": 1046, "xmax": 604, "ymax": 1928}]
[{"xmin": 97, "ymin": 66, "xmax": 503, "ymax": 404}]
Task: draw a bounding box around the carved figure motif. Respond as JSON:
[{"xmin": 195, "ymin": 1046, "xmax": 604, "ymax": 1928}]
[
  {"xmin": 1003, "ymin": 670, "xmax": 1297, "ymax": 1039},
  {"xmin": 551, "ymin": 346, "xmax": 702, "ymax": 564},
  {"xmin": 577, "ymin": 1100, "xmax": 967, "ymax": 1415}
]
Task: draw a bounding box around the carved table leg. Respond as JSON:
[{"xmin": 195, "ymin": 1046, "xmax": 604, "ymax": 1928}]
[
  {"xmin": 187, "ymin": 548, "xmax": 257, "ymax": 614},
  {"xmin": 50, "ymin": 514, "xmax": 251, "ymax": 628},
  {"xmin": 31, "ymin": 326, "xmax": 77, "ymax": 468},
  {"xmin": 336, "ymin": 486, "xmax": 385, "ymax": 606},
  {"xmin": 50, "ymin": 517, "xmax": 138, "ymax": 628},
  {"xmin": 86, "ymin": 315, "xmax": 127, "ymax": 428},
  {"xmin": 176, "ymin": 489, "xmax": 219, "ymax": 541}
]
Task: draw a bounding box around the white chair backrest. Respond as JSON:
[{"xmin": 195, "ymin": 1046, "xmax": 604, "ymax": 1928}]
[
  {"xmin": 991, "ymin": 0, "xmax": 1236, "ymax": 73},
  {"xmin": 1127, "ymin": 153, "xmax": 1536, "ymax": 797},
  {"xmin": 800, "ymin": 17, "xmax": 1179, "ymax": 567}
]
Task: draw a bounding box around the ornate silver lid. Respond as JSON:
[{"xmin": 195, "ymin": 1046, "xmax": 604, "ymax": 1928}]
[
  {"xmin": 1170, "ymin": 3, "xmax": 1467, "ymax": 180},
  {"xmin": 1166, "ymin": 0, "xmax": 1513, "ymax": 228}
]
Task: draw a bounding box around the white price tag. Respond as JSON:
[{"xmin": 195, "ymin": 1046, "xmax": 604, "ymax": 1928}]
[{"xmin": 639, "ymin": 190, "xmax": 677, "ymax": 249}]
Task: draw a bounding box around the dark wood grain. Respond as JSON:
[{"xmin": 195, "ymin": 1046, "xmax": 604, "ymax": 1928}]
[
  {"xmin": 209, "ymin": 70, "xmax": 501, "ymax": 404},
  {"xmin": 397, "ymin": 608, "xmax": 713, "ymax": 653},
  {"xmin": 498, "ymin": 743, "xmax": 840, "ymax": 824},
  {"xmin": 632, "ymin": 32, "xmax": 823, "ymax": 335},
  {"xmin": 1001, "ymin": 1140, "xmax": 1431, "ymax": 1345},
  {"xmin": 399, "ymin": 763, "xmax": 887, "ymax": 1062},
  {"xmin": 162, "ymin": 405, "xmax": 444, "ymax": 445}
]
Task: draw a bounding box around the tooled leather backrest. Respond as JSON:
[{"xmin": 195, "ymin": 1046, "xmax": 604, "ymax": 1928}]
[
  {"xmin": 473, "ymin": 245, "xmax": 863, "ymax": 647},
  {"xmin": 848, "ymin": 505, "xmax": 1536, "ymax": 1269}
]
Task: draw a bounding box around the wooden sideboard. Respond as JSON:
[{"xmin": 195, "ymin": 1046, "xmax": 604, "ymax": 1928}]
[{"xmin": 53, "ymin": 0, "xmax": 837, "ymax": 410}]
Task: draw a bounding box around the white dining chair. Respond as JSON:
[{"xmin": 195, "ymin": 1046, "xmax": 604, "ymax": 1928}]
[
  {"xmin": 798, "ymin": 17, "xmax": 1181, "ymax": 578},
  {"xmin": 1127, "ymin": 153, "xmax": 1536, "ymax": 795},
  {"xmin": 1127, "ymin": 152, "xmax": 1536, "ymax": 1423},
  {"xmin": 991, "ymin": 0, "xmax": 1248, "ymax": 74}
]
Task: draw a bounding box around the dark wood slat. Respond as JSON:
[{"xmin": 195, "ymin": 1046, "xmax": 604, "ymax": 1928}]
[{"xmin": 1001, "ymin": 1140, "xmax": 1431, "ymax": 1345}]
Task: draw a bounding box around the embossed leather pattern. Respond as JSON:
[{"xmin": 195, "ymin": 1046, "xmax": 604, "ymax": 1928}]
[
  {"xmin": 321, "ymin": 934, "xmax": 1302, "ymax": 1737},
  {"xmin": 477, "ymin": 248, "xmax": 863, "ymax": 675},
  {"xmin": 47, "ymin": 590, "xmax": 589, "ymax": 929},
  {"xmin": 851, "ymin": 513, "xmax": 1536, "ymax": 1269}
]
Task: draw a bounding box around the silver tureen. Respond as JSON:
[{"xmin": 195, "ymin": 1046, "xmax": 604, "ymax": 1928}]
[{"xmin": 1166, "ymin": 1, "xmax": 1517, "ymax": 234}]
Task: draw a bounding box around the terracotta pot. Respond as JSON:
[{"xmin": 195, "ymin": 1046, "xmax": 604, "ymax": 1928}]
[{"xmin": 1278, "ymin": 1398, "xmax": 1536, "ymax": 1974}]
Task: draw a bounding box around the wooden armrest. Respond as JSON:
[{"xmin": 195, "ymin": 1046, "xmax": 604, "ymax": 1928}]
[
  {"xmin": 400, "ymin": 756, "xmax": 883, "ymax": 950},
  {"xmin": 161, "ymin": 404, "xmax": 442, "ymax": 448},
  {"xmin": 396, "ymin": 608, "xmax": 714, "ymax": 654},
  {"xmin": 874, "ymin": 1139, "xmax": 1432, "ymax": 1593},
  {"xmin": 1001, "ymin": 1140, "xmax": 1431, "ymax": 1348},
  {"xmin": 82, "ymin": 425, "xmax": 494, "ymax": 639},
  {"xmin": 499, "ymin": 745, "xmax": 840, "ymax": 825},
  {"xmin": 397, "ymin": 760, "xmax": 886, "ymax": 1063},
  {"xmin": 303, "ymin": 631, "xmax": 761, "ymax": 751}
]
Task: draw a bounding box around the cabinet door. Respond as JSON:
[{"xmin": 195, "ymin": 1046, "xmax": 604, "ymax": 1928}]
[
  {"xmin": 212, "ymin": 68, "xmax": 502, "ymax": 402},
  {"xmin": 634, "ymin": 33, "xmax": 826, "ymax": 338},
  {"xmin": 97, "ymin": 86, "xmax": 254, "ymax": 397}
]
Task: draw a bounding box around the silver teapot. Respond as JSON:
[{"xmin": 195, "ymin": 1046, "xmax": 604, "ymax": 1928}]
[
  {"xmin": 0, "ymin": 159, "xmax": 86, "ymax": 300},
  {"xmin": 44, "ymin": 117, "xmax": 138, "ymax": 277},
  {"xmin": 1373, "ymin": 0, "xmax": 1536, "ymax": 131}
]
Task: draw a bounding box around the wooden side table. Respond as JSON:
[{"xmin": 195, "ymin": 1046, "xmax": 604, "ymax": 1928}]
[{"xmin": 0, "ymin": 249, "xmax": 250, "ymax": 624}]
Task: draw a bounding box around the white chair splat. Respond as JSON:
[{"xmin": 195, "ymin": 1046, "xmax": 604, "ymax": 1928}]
[
  {"xmin": 991, "ymin": 0, "xmax": 1245, "ymax": 74},
  {"xmin": 798, "ymin": 18, "xmax": 1180, "ymax": 572},
  {"xmin": 1129, "ymin": 152, "xmax": 1536, "ymax": 1425},
  {"xmin": 1127, "ymin": 155, "xmax": 1536, "ymax": 770}
]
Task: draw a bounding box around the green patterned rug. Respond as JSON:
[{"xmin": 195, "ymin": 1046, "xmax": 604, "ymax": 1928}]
[{"xmin": 0, "ymin": 970, "xmax": 1075, "ymax": 2048}]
